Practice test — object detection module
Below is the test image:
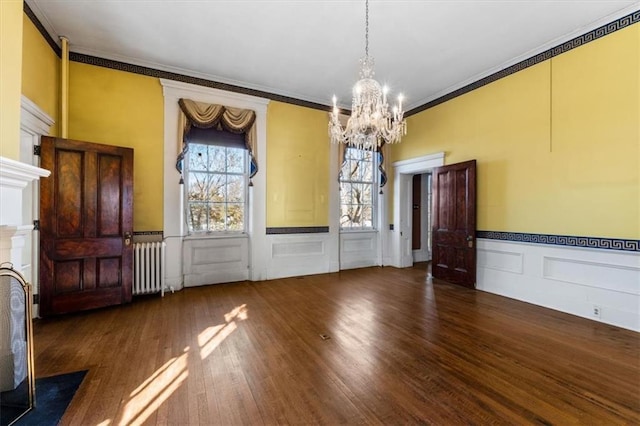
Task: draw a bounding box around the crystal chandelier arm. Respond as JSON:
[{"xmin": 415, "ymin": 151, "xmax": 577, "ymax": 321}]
[{"xmin": 328, "ymin": 0, "xmax": 407, "ymax": 150}]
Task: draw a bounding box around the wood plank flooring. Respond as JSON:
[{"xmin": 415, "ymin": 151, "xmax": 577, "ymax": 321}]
[{"xmin": 33, "ymin": 264, "xmax": 640, "ymax": 425}]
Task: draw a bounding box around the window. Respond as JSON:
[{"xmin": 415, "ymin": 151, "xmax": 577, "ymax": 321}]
[
  {"xmin": 340, "ymin": 147, "xmax": 377, "ymax": 229},
  {"xmin": 185, "ymin": 135, "xmax": 248, "ymax": 233}
]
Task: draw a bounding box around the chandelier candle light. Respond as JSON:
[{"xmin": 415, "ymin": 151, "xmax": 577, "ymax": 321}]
[{"xmin": 329, "ymin": 0, "xmax": 407, "ymax": 150}]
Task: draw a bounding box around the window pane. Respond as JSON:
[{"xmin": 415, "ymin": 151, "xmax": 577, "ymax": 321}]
[
  {"xmin": 359, "ymin": 183, "xmax": 373, "ymax": 204},
  {"xmin": 340, "ymin": 182, "xmax": 352, "ymax": 205},
  {"xmin": 187, "ymin": 173, "xmax": 209, "ymax": 202},
  {"xmin": 227, "ymin": 147, "xmax": 245, "ymax": 173},
  {"xmin": 188, "ymin": 144, "xmax": 208, "ymax": 171},
  {"xmin": 208, "ymin": 146, "xmax": 226, "ymax": 172},
  {"xmin": 227, "ymin": 175, "xmax": 245, "ymax": 202},
  {"xmin": 340, "ymin": 204, "xmax": 354, "ymax": 228},
  {"xmin": 208, "ymin": 203, "xmax": 225, "ymax": 231},
  {"xmin": 339, "ymin": 147, "xmax": 376, "ymax": 230},
  {"xmin": 347, "ymin": 160, "xmax": 362, "ymax": 181},
  {"xmin": 189, "ymin": 202, "xmax": 208, "ymax": 231},
  {"xmin": 360, "ymin": 160, "xmax": 373, "ymax": 182},
  {"xmin": 361, "ymin": 205, "xmax": 373, "ymax": 227},
  {"xmin": 351, "ymin": 183, "xmax": 366, "ymax": 205},
  {"xmin": 208, "ymin": 174, "xmax": 226, "ymax": 202},
  {"xmin": 226, "ymin": 203, "xmax": 244, "ymax": 231},
  {"xmin": 350, "ymin": 204, "xmax": 365, "ymax": 226},
  {"xmin": 186, "ymin": 142, "xmax": 248, "ymax": 233}
]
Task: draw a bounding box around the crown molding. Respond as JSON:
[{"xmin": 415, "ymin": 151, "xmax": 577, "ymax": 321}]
[{"xmin": 406, "ymin": 7, "xmax": 640, "ymax": 116}]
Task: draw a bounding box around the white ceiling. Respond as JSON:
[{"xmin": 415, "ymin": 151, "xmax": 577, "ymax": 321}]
[{"xmin": 26, "ymin": 0, "xmax": 639, "ymax": 111}]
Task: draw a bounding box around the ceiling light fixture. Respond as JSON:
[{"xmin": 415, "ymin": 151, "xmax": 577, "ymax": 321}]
[{"xmin": 329, "ymin": 0, "xmax": 406, "ymax": 150}]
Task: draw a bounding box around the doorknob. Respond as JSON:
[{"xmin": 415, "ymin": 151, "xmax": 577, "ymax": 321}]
[
  {"xmin": 467, "ymin": 235, "xmax": 473, "ymax": 248},
  {"xmin": 124, "ymin": 232, "xmax": 132, "ymax": 247}
]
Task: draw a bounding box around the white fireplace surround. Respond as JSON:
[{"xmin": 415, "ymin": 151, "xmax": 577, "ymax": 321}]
[{"xmin": 0, "ymin": 155, "xmax": 49, "ymax": 393}]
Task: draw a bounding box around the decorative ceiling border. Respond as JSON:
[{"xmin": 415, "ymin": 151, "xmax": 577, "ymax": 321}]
[
  {"xmin": 69, "ymin": 53, "xmax": 330, "ymax": 112},
  {"xmin": 24, "ymin": 1, "xmax": 61, "ymax": 57},
  {"xmin": 24, "ymin": 3, "xmax": 639, "ymax": 115},
  {"xmin": 406, "ymin": 9, "xmax": 640, "ymax": 117},
  {"xmin": 476, "ymin": 231, "xmax": 640, "ymax": 252}
]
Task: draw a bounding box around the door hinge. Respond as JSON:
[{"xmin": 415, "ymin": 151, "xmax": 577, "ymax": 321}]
[
  {"xmin": 33, "ymin": 145, "xmax": 41, "ymax": 156},
  {"xmin": 33, "ymin": 220, "xmax": 40, "ymax": 230},
  {"xmin": 33, "ymin": 294, "xmax": 39, "ymax": 304}
]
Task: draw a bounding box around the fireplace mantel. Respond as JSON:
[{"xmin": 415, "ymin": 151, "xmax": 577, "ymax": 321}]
[{"xmin": 0, "ymin": 156, "xmax": 50, "ymax": 228}]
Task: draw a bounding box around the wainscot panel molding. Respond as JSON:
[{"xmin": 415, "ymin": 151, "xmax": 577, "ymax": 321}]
[
  {"xmin": 183, "ymin": 236, "xmax": 249, "ymax": 286},
  {"xmin": 476, "ymin": 238, "xmax": 640, "ymax": 332},
  {"xmin": 267, "ymin": 233, "xmax": 338, "ymax": 280},
  {"xmin": 340, "ymin": 231, "xmax": 380, "ymax": 270}
]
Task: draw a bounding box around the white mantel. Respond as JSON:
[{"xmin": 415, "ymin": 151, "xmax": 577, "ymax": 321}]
[
  {"xmin": 0, "ymin": 156, "xmax": 50, "ymax": 228},
  {"xmin": 0, "ymin": 155, "xmax": 49, "ymax": 391},
  {"xmin": 0, "ymin": 157, "xmax": 49, "ymax": 270}
]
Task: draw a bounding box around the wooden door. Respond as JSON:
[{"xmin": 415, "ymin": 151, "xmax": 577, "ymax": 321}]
[
  {"xmin": 412, "ymin": 174, "xmax": 421, "ymax": 250},
  {"xmin": 39, "ymin": 137, "xmax": 134, "ymax": 316},
  {"xmin": 431, "ymin": 160, "xmax": 476, "ymax": 288}
]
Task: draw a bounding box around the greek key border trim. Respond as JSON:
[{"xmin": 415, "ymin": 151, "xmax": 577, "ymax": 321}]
[
  {"xmin": 476, "ymin": 231, "xmax": 639, "ymax": 252},
  {"xmin": 407, "ymin": 9, "xmax": 640, "ymax": 116}
]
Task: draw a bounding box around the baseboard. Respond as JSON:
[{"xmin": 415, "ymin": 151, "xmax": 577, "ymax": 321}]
[{"xmin": 477, "ymin": 239, "xmax": 640, "ymax": 332}]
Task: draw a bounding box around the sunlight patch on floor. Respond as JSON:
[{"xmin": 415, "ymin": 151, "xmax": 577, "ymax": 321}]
[
  {"xmin": 199, "ymin": 304, "xmax": 248, "ymax": 360},
  {"xmin": 116, "ymin": 347, "xmax": 189, "ymax": 425}
]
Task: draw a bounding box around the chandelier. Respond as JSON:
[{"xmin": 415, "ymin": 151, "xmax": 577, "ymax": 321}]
[{"xmin": 329, "ymin": 0, "xmax": 406, "ymax": 150}]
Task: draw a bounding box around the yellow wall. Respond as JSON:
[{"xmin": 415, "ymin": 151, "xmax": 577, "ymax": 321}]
[
  {"xmin": 0, "ymin": 0, "xmax": 24, "ymax": 159},
  {"xmin": 68, "ymin": 62, "xmax": 164, "ymax": 231},
  {"xmin": 21, "ymin": 12, "xmax": 59, "ymax": 136},
  {"xmin": 392, "ymin": 24, "xmax": 639, "ymax": 239},
  {"xmin": 266, "ymin": 101, "xmax": 330, "ymax": 227}
]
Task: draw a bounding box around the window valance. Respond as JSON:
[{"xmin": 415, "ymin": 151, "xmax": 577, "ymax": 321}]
[
  {"xmin": 338, "ymin": 143, "xmax": 388, "ymax": 191},
  {"xmin": 176, "ymin": 98, "xmax": 258, "ymax": 184}
]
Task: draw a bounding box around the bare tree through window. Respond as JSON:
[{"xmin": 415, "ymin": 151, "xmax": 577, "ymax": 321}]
[
  {"xmin": 186, "ymin": 144, "xmax": 247, "ymax": 232},
  {"xmin": 340, "ymin": 147, "xmax": 376, "ymax": 229}
]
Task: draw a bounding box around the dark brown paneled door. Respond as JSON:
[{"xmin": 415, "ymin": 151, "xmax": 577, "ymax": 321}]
[
  {"xmin": 412, "ymin": 174, "xmax": 421, "ymax": 250},
  {"xmin": 39, "ymin": 136, "xmax": 133, "ymax": 316},
  {"xmin": 431, "ymin": 160, "xmax": 476, "ymax": 288}
]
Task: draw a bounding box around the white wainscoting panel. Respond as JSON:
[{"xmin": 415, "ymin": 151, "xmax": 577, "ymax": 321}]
[
  {"xmin": 267, "ymin": 234, "xmax": 333, "ymax": 279},
  {"xmin": 477, "ymin": 248, "xmax": 524, "ymax": 274},
  {"xmin": 183, "ymin": 236, "xmax": 249, "ymax": 286},
  {"xmin": 340, "ymin": 231, "xmax": 379, "ymax": 270},
  {"xmin": 477, "ymin": 239, "xmax": 640, "ymax": 332}
]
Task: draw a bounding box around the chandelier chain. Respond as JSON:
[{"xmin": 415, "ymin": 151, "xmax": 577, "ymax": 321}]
[{"xmin": 365, "ymin": 0, "xmax": 369, "ymax": 58}]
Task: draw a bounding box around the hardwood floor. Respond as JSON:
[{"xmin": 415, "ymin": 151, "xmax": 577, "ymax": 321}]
[{"xmin": 34, "ymin": 264, "xmax": 639, "ymax": 425}]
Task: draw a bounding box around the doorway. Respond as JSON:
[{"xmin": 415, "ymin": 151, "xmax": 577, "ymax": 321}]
[
  {"xmin": 411, "ymin": 173, "xmax": 432, "ymax": 264},
  {"xmin": 391, "ymin": 152, "xmax": 444, "ymax": 268}
]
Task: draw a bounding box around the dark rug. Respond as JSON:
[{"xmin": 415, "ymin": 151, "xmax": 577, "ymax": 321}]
[{"xmin": 1, "ymin": 370, "xmax": 87, "ymax": 426}]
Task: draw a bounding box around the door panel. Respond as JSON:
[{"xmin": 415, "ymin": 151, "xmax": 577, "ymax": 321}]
[
  {"xmin": 40, "ymin": 137, "xmax": 133, "ymax": 316},
  {"xmin": 432, "ymin": 160, "xmax": 476, "ymax": 288}
]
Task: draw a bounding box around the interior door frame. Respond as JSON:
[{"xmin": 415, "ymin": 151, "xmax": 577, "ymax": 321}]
[
  {"xmin": 20, "ymin": 95, "xmax": 55, "ymax": 318},
  {"xmin": 391, "ymin": 152, "xmax": 444, "ymax": 268}
]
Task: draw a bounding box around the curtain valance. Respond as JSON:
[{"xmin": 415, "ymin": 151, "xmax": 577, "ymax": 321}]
[
  {"xmin": 176, "ymin": 98, "xmax": 258, "ymax": 184},
  {"xmin": 338, "ymin": 143, "xmax": 388, "ymax": 191}
]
